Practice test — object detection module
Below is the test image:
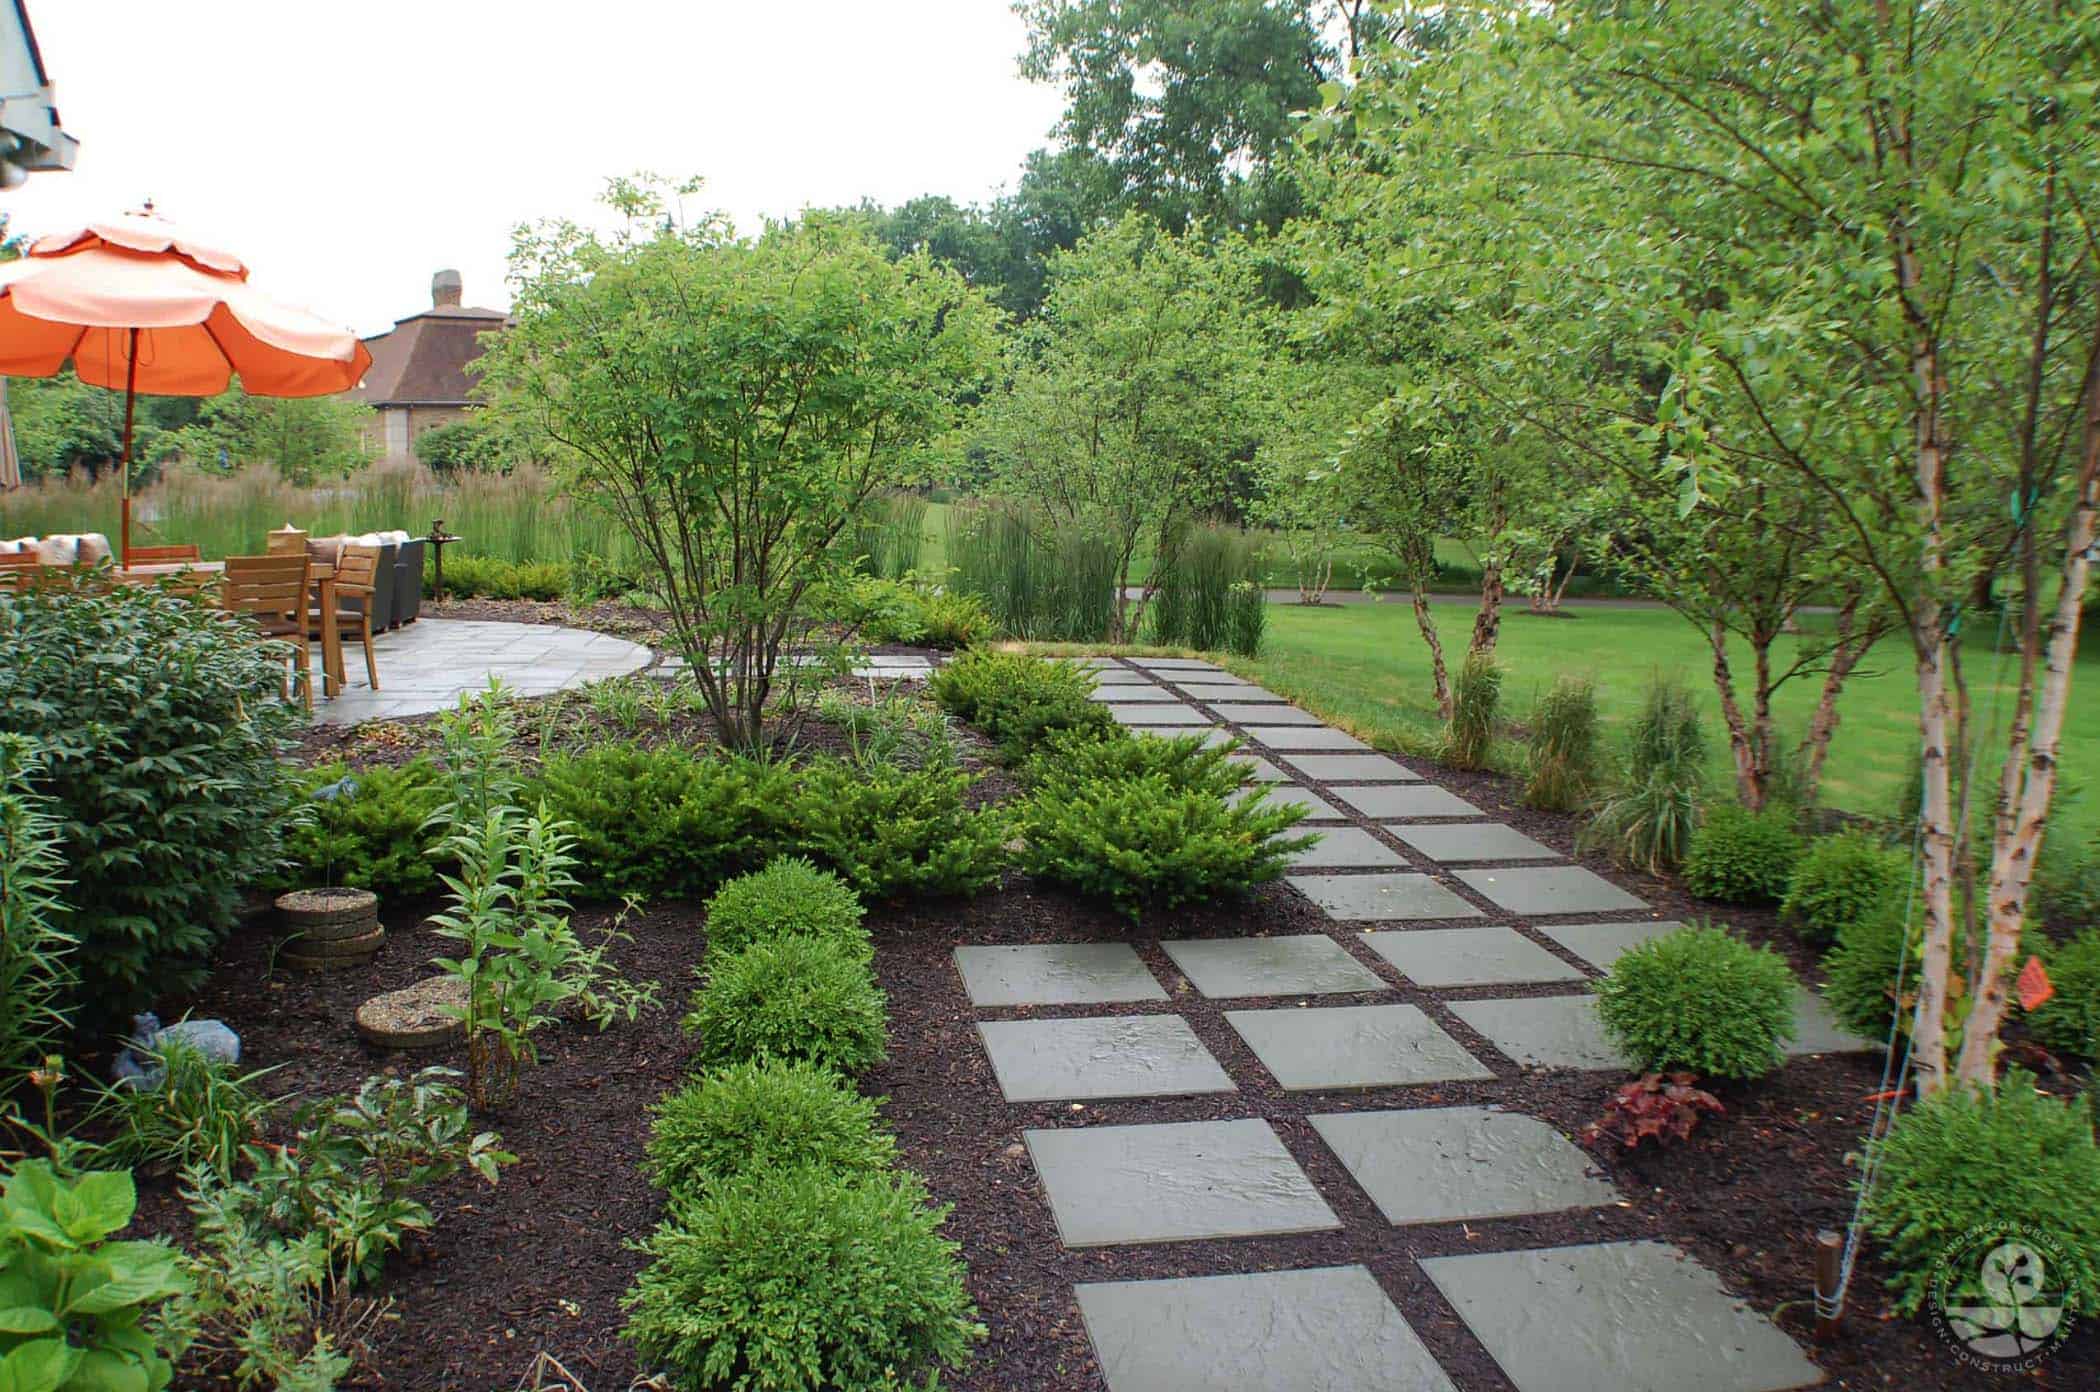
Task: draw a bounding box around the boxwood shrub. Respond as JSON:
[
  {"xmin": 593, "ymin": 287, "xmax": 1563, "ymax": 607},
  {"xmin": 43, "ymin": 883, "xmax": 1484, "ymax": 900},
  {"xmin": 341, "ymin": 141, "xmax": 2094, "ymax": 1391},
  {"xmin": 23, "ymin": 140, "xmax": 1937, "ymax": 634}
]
[
  {"xmin": 1782, "ymin": 830, "xmax": 1909, "ymax": 947},
  {"xmin": 703, "ymin": 857, "xmax": 867, "ymax": 961},
  {"xmin": 1683, "ymin": 803, "xmax": 1803, "ymax": 905},
  {"xmin": 928, "ymin": 650, "xmax": 1114, "ymax": 761},
  {"xmin": 0, "ymin": 578, "xmax": 302, "ymax": 1014},
  {"xmin": 645, "ymin": 1060, "xmax": 895, "ymax": 1197},
  {"xmin": 1822, "ymin": 905, "xmax": 1916, "ymax": 1039},
  {"xmin": 622, "ymin": 1167, "xmax": 981, "ymax": 1392},
  {"xmin": 1596, "ymin": 923, "xmax": 1797, "ymax": 1080},
  {"xmin": 684, "ymin": 935, "xmax": 887, "ymax": 1076}
]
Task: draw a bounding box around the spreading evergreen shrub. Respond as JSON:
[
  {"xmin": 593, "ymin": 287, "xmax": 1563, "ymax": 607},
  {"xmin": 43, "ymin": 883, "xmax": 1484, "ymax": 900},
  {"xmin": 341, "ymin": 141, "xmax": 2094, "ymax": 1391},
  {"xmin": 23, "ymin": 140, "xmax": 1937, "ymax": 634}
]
[
  {"xmin": 0, "ymin": 577, "xmax": 301, "ymax": 1015},
  {"xmin": 1822, "ymin": 905, "xmax": 1917, "ymax": 1039},
  {"xmin": 2028, "ymin": 929, "xmax": 2100, "ymax": 1060},
  {"xmin": 1684, "ymin": 803, "xmax": 1804, "ymax": 905},
  {"xmin": 1596, "ymin": 923, "xmax": 1797, "ymax": 1080},
  {"xmin": 1523, "ymin": 676, "xmax": 1599, "ymax": 812},
  {"xmin": 928, "ymin": 649, "xmax": 1115, "ymax": 761},
  {"xmin": 622, "ymin": 1167, "xmax": 982, "ymax": 1392},
  {"xmin": 703, "ymin": 857, "xmax": 867, "ymax": 961},
  {"xmin": 645, "ymin": 1060, "xmax": 896, "ymax": 1197},
  {"xmin": 1783, "ymin": 830, "xmax": 1909, "ymax": 947},
  {"xmin": 1862, "ymin": 1073, "xmax": 2100, "ymax": 1317},
  {"xmin": 438, "ymin": 553, "xmax": 571, "ymax": 601},
  {"xmin": 684, "ymin": 935, "xmax": 887, "ymax": 1076},
  {"xmin": 275, "ymin": 758, "xmax": 447, "ymax": 898},
  {"xmin": 786, "ymin": 756, "xmax": 1007, "ymax": 901},
  {"xmin": 532, "ymin": 745, "xmax": 790, "ymax": 900}
]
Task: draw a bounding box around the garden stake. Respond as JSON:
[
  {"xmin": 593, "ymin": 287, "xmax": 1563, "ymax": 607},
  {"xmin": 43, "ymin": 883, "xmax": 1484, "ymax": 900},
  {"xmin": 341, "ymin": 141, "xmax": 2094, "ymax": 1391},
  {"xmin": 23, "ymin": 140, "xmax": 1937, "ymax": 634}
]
[{"xmin": 1814, "ymin": 1230, "xmax": 1845, "ymax": 1341}]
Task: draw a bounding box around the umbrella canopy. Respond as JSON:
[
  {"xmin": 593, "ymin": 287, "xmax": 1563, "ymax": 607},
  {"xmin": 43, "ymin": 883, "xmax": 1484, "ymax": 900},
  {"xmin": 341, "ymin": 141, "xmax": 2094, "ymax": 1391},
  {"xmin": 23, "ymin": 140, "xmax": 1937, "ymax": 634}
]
[{"xmin": 0, "ymin": 208, "xmax": 372, "ymax": 560}]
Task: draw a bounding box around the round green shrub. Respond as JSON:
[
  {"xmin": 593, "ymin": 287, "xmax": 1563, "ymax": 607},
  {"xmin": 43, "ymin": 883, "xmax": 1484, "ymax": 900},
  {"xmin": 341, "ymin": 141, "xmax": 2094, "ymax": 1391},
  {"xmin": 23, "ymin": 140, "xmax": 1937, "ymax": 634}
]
[
  {"xmin": 645, "ymin": 1060, "xmax": 895, "ymax": 1196},
  {"xmin": 2028, "ymin": 929, "xmax": 2100, "ymax": 1059},
  {"xmin": 1862, "ymin": 1072, "xmax": 2100, "ymax": 1318},
  {"xmin": 684, "ymin": 935, "xmax": 887, "ymax": 1076},
  {"xmin": 621, "ymin": 1167, "xmax": 982, "ymax": 1391},
  {"xmin": 1596, "ymin": 923, "xmax": 1797, "ymax": 1079},
  {"xmin": 1823, "ymin": 905, "xmax": 1915, "ymax": 1039},
  {"xmin": 703, "ymin": 856, "xmax": 867, "ymax": 961},
  {"xmin": 1683, "ymin": 803, "xmax": 1804, "ymax": 905},
  {"xmin": 1782, "ymin": 830, "xmax": 1908, "ymax": 947}
]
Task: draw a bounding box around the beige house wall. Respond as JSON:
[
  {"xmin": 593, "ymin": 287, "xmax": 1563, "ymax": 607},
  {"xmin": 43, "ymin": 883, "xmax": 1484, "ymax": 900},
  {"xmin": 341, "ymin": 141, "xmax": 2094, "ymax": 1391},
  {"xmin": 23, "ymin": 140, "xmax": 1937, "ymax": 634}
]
[{"xmin": 359, "ymin": 404, "xmax": 477, "ymax": 462}]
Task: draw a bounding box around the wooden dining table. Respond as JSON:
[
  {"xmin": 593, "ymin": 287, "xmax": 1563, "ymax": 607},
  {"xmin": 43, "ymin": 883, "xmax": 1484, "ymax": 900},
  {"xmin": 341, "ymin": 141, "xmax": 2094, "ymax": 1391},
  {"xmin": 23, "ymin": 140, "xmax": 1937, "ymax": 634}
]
[{"xmin": 116, "ymin": 560, "xmax": 346, "ymax": 698}]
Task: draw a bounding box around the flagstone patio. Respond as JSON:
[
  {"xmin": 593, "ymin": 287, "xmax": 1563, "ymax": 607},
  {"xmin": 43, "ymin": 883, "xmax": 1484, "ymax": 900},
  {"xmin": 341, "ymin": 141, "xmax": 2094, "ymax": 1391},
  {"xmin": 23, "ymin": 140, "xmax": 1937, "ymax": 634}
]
[{"xmin": 305, "ymin": 618, "xmax": 653, "ymax": 725}]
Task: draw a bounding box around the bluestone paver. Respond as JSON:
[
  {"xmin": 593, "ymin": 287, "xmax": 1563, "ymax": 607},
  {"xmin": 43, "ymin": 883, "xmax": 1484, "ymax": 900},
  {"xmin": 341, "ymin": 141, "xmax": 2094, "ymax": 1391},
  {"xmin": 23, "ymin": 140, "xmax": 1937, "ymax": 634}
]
[
  {"xmin": 1455, "ymin": 866, "xmax": 1648, "ymax": 915},
  {"xmin": 1311, "ymin": 1106, "xmax": 1619, "ymax": 1224},
  {"xmin": 1288, "ymin": 872, "xmax": 1484, "ymax": 922},
  {"xmin": 976, "ymin": 1017, "xmax": 1234, "ymax": 1103},
  {"xmin": 1288, "ymin": 826, "xmax": 1410, "ymax": 870},
  {"xmin": 953, "ymin": 944, "xmax": 1166, "ymax": 1007},
  {"xmin": 313, "ymin": 619, "xmax": 652, "ymax": 726},
  {"xmin": 1089, "ymin": 668, "xmax": 1157, "ymax": 685},
  {"xmin": 1024, "ymin": 1119, "xmax": 1340, "ymax": 1247},
  {"xmin": 1227, "ymin": 752, "xmax": 1288, "ymax": 782},
  {"xmin": 1145, "ymin": 726, "xmax": 1239, "ymax": 748},
  {"xmin": 1227, "ymin": 1003, "xmax": 1494, "ymax": 1089},
  {"xmin": 1109, "ymin": 701, "xmax": 1210, "ymax": 725},
  {"xmin": 1212, "ymin": 703, "xmax": 1325, "ymax": 726},
  {"xmin": 1394, "ymin": 823, "xmax": 1562, "ymax": 863},
  {"xmin": 1245, "ymin": 725, "xmax": 1371, "ymax": 751},
  {"xmin": 1231, "ymin": 783, "xmax": 1348, "ymax": 821},
  {"xmin": 1332, "ymin": 784, "xmax": 1485, "ymax": 819},
  {"xmin": 1422, "ymin": 1241, "xmax": 1826, "ymax": 1392},
  {"xmin": 1538, "ymin": 920, "xmax": 1684, "ymax": 972},
  {"xmin": 1161, "ymin": 935, "xmax": 1386, "ymax": 997},
  {"xmin": 1790, "ymin": 991, "xmax": 1873, "ymax": 1056},
  {"xmin": 1177, "ymin": 682, "xmax": 1283, "ymax": 702},
  {"xmin": 1133, "ymin": 657, "xmax": 1224, "ymax": 672},
  {"xmin": 1075, "ymin": 1266, "xmax": 1457, "ymax": 1392},
  {"xmin": 1088, "ymin": 684, "xmax": 1182, "ymax": 702},
  {"xmin": 1284, "ymin": 753, "xmax": 1422, "ymax": 783},
  {"xmin": 1365, "ymin": 927, "xmax": 1589, "ymax": 988},
  {"xmin": 1448, "ymin": 994, "xmax": 1630, "ymax": 1071}
]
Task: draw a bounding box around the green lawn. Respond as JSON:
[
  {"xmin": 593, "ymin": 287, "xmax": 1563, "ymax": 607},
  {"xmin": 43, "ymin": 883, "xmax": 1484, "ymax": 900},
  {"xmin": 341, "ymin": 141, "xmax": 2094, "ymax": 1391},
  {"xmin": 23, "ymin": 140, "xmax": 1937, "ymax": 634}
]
[{"xmin": 1218, "ymin": 597, "xmax": 2100, "ymax": 842}]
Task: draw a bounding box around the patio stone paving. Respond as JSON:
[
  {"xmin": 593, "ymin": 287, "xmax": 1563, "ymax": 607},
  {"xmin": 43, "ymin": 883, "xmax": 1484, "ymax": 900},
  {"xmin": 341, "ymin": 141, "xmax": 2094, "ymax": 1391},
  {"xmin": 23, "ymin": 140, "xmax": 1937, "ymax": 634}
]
[
  {"xmin": 953, "ymin": 944, "xmax": 1167, "ymax": 1008},
  {"xmin": 1287, "ymin": 872, "xmax": 1484, "ymax": 922},
  {"xmin": 1227, "ymin": 1003, "xmax": 1494, "ymax": 1089},
  {"xmin": 1364, "ymin": 927, "xmax": 1588, "ymax": 988},
  {"xmin": 1132, "ymin": 657, "xmax": 1224, "ymax": 672},
  {"xmin": 1024, "ymin": 1119, "xmax": 1340, "ymax": 1247},
  {"xmin": 1422, "ymin": 1241, "xmax": 1826, "ymax": 1392},
  {"xmin": 1331, "ymin": 784, "xmax": 1485, "ymax": 819},
  {"xmin": 1145, "ymin": 727, "xmax": 1238, "ymax": 747},
  {"xmin": 1243, "ymin": 725, "xmax": 1371, "ymax": 751},
  {"xmin": 1791, "ymin": 992, "xmax": 1874, "ymax": 1056},
  {"xmin": 1393, "ymin": 823, "xmax": 1561, "ymax": 863},
  {"xmin": 1229, "ymin": 783, "xmax": 1348, "ymax": 820},
  {"xmin": 1211, "ymin": 702, "xmax": 1324, "ymax": 725},
  {"xmin": 1109, "ymin": 702, "xmax": 1210, "ymax": 726},
  {"xmin": 314, "ymin": 618, "xmax": 652, "ymax": 725},
  {"xmin": 1283, "ymin": 753, "xmax": 1422, "ymax": 782},
  {"xmin": 1176, "ymin": 682, "xmax": 1283, "ymax": 702},
  {"xmin": 1226, "ymin": 752, "xmax": 1288, "ymax": 782},
  {"xmin": 1074, "ymin": 1266, "xmax": 1457, "ymax": 1392},
  {"xmin": 1310, "ymin": 1106, "xmax": 1618, "ymax": 1224},
  {"xmin": 1447, "ymin": 994, "xmax": 1629, "ymax": 1071},
  {"xmin": 1537, "ymin": 920, "xmax": 1684, "ymax": 971},
  {"xmin": 1286, "ymin": 826, "xmax": 1410, "ymax": 870},
  {"xmin": 1454, "ymin": 865, "xmax": 1649, "ymax": 915},
  {"xmin": 1161, "ymin": 935, "xmax": 1385, "ymax": 997},
  {"xmin": 1089, "ymin": 668, "xmax": 1157, "ymax": 685},
  {"xmin": 976, "ymin": 1017, "xmax": 1234, "ymax": 1103},
  {"xmin": 1088, "ymin": 684, "xmax": 1183, "ymax": 702}
]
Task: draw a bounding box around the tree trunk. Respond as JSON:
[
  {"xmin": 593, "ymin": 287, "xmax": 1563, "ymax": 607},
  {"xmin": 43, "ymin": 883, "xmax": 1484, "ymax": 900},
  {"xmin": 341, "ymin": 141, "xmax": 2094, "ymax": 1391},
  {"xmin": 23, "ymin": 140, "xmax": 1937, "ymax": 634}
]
[
  {"xmin": 1470, "ymin": 562, "xmax": 1504, "ymax": 661},
  {"xmin": 1797, "ymin": 597, "xmax": 1874, "ymax": 808},
  {"xmin": 1708, "ymin": 621, "xmax": 1762, "ymax": 811},
  {"xmin": 1412, "ymin": 583, "xmax": 1452, "ymax": 720}
]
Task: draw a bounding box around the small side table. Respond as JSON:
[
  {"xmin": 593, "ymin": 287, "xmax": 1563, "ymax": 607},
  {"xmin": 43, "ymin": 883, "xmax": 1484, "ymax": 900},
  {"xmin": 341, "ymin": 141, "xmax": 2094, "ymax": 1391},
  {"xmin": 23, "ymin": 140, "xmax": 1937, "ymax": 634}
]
[{"xmin": 424, "ymin": 522, "xmax": 463, "ymax": 601}]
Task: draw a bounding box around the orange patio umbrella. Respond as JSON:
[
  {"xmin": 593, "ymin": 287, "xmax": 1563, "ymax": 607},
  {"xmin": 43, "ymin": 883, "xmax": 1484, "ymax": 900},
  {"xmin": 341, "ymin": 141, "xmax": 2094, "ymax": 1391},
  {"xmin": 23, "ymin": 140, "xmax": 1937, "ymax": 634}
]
[{"xmin": 0, "ymin": 206, "xmax": 371, "ymax": 563}]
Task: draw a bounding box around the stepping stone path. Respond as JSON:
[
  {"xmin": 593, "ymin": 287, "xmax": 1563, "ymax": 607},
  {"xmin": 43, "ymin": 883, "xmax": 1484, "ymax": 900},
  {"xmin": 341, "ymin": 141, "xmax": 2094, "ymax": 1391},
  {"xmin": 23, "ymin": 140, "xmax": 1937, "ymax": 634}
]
[{"xmin": 958, "ymin": 656, "xmax": 1849, "ymax": 1390}]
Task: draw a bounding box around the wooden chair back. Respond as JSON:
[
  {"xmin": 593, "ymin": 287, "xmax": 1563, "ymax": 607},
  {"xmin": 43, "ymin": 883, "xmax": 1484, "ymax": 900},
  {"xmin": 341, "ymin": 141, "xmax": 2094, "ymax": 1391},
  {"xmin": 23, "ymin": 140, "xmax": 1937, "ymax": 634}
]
[
  {"xmin": 128, "ymin": 543, "xmax": 203, "ymax": 565},
  {"xmin": 220, "ymin": 553, "xmax": 310, "ymax": 622},
  {"xmin": 334, "ymin": 543, "xmax": 381, "ymax": 597},
  {"xmin": 0, "ymin": 551, "xmax": 39, "ymax": 592},
  {"xmin": 265, "ymin": 527, "xmax": 309, "ymax": 556}
]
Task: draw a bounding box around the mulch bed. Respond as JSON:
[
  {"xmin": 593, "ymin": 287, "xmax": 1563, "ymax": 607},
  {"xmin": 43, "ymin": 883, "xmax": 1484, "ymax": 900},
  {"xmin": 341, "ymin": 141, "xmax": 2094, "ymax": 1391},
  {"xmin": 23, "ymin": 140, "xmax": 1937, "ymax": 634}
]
[{"xmin": 105, "ymin": 666, "xmax": 2099, "ymax": 1390}]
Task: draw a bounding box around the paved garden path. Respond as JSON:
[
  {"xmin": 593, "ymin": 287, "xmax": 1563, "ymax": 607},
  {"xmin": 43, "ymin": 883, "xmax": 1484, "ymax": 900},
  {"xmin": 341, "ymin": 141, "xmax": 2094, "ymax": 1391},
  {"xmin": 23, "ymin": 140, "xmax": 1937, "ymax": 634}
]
[
  {"xmin": 309, "ymin": 618, "xmax": 653, "ymax": 725},
  {"xmin": 955, "ymin": 656, "xmax": 1864, "ymax": 1392}
]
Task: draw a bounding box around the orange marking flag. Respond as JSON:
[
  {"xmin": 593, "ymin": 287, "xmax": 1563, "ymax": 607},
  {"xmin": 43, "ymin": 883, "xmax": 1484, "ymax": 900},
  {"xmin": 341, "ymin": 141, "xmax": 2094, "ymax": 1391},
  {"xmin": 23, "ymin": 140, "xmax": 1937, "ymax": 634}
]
[{"xmin": 2017, "ymin": 955, "xmax": 2055, "ymax": 1012}]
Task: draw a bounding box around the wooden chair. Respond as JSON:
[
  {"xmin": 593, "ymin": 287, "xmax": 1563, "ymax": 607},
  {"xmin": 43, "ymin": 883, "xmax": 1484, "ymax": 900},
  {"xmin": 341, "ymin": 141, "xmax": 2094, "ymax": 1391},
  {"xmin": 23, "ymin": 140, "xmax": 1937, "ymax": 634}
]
[
  {"xmin": 222, "ymin": 553, "xmax": 315, "ymax": 709},
  {"xmin": 265, "ymin": 527, "xmax": 309, "ymax": 556},
  {"xmin": 127, "ymin": 543, "xmax": 203, "ymax": 565},
  {"xmin": 311, "ymin": 543, "xmax": 381, "ymax": 691}
]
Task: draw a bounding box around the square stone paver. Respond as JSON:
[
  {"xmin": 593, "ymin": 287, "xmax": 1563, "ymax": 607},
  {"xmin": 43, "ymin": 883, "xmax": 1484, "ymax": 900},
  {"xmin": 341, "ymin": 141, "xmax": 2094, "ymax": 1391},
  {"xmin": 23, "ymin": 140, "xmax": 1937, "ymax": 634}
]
[
  {"xmin": 1288, "ymin": 826, "xmax": 1409, "ymax": 870},
  {"xmin": 1791, "ymin": 991, "xmax": 1873, "ymax": 1056},
  {"xmin": 1076, "ymin": 1265, "xmax": 1457, "ymax": 1392},
  {"xmin": 1422, "ymin": 1240, "xmax": 1826, "ymax": 1392},
  {"xmin": 1133, "ymin": 657, "xmax": 1224, "ymax": 672},
  {"xmin": 1232, "ymin": 783, "xmax": 1348, "ymax": 821},
  {"xmin": 1161, "ymin": 935, "xmax": 1386, "ymax": 997},
  {"xmin": 1311, "ymin": 1106, "xmax": 1618, "ymax": 1224},
  {"xmin": 977, "ymin": 1017, "xmax": 1234, "ymax": 1103},
  {"xmin": 1090, "ymin": 668, "xmax": 1157, "ymax": 685},
  {"xmin": 1394, "ymin": 823, "xmax": 1562, "ymax": 863},
  {"xmin": 1146, "ymin": 727, "xmax": 1239, "ymax": 748},
  {"xmin": 1537, "ymin": 920, "xmax": 1684, "ymax": 972},
  {"xmin": 1333, "ymin": 785, "xmax": 1484, "ymax": 819},
  {"xmin": 1448, "ymin": 994, "xmax": 1629, "ymax": 1071},
  {"xmin": 1365, "ymin": 928, "xmax": 1588, "ymax": 988},
  {"xmin": 1178, "ymin": 682, "xmax": 1283, "ymax": 702},
  {"xmin": 1284, "ymin": 753, "xmax": 1422, "ymax": 783},
  {"xmin": 1455, "ymin": 866, "xmax": 1648, "ymax": 915},
  {"xmin": 1212, "ymin": 703, "xmax": 1324, "ymax": 726},
  {"xmin": 1024, "ymin": 1119, "xmax": 1340, "ymax": 1247},
  {"xmin": 1110, "ymin": 701, "xmax": 1210, "ymax": 726},
  {"xmin": 1227, "ymin": 753, "xmax": 1288, "ymax": 783},
  {"xmin": 1246, "ymin": 725, "xmax": 1371, "ymax": 752},
  {"xmin": 953, "ymin": 944, "xmax": 1167, "ymax": 1007},
  {"xmin": 1228, "ymin": 1004, "xmax": 1494, "ymax": 1089},
  {"xmin": 1088, "ymin": 683, "xmax": 1182, "ymax": 702},
  {"xmin": 1288, "ymin": 873, "xmax": 1484, "ymax": 922}
]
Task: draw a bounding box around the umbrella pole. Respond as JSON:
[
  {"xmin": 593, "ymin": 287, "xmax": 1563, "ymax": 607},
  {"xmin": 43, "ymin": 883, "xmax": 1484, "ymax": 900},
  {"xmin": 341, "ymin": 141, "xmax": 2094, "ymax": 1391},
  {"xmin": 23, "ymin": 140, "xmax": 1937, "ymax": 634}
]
[{"xmin": 119, "ymin": 327, "xmax": 139, "ymax": 567}]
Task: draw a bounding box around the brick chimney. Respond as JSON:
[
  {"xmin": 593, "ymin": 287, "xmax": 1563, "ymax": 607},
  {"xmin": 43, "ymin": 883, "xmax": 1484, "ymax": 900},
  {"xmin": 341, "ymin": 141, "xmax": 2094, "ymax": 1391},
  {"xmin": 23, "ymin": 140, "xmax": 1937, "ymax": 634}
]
[{"xmin": 432, "ymin": 268, "xmax": 463, "ymax": 308}]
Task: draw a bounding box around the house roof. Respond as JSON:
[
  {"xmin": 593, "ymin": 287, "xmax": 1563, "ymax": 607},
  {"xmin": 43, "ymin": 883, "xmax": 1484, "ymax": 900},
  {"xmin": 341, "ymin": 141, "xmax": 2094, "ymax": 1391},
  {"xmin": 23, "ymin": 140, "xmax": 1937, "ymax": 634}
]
[{"xmin": 351, "ymin": 303, "xmax": 511, "ymax": 409}]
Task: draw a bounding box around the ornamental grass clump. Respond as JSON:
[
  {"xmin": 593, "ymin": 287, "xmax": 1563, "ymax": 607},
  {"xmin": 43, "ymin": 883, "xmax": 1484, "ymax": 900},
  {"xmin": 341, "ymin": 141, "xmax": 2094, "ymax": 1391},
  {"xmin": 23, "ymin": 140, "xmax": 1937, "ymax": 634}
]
[
  {"xmin": 1582, "ymin": 676, "xmax": 1707, "ymax": 873},
  {"xmin": 1522, "ymin": 676, "xmax": 1599, "ymax": 812},
  {"xmin": 645, "ymin": 1060, "xmax": 896, "ymax": 1197},
  {"xmin": 1596, "ymin": 923, "xmax": 1796, "ymax": 1080},
  {"xmin": 702, "ymin": 857, "xmax": 867, "ymax": 961},
  {"xmin": 1441, "ymin": 651, "xmax": 1501, "ymax": 771},
  {"xmin": 684, "ymin": 935, "xmax": 887, "ymax": 1076}
]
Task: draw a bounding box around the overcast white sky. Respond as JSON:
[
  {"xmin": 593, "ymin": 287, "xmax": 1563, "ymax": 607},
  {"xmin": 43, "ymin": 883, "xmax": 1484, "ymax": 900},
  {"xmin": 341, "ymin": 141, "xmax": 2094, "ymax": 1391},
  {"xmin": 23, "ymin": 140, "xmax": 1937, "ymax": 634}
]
[{"xmin": 3, "ymin": 1, "xmax": 1066, "ymax": 336}]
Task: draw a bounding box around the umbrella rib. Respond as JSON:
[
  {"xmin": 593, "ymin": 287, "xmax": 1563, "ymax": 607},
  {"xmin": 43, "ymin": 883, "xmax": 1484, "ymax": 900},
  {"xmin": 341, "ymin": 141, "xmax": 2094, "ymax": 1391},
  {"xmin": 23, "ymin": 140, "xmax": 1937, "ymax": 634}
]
[{"xmin": 199, "ymin": 315, "xmax": 239, "ymax": 385}]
